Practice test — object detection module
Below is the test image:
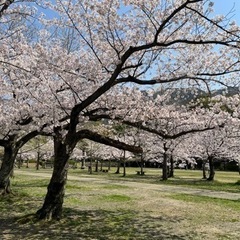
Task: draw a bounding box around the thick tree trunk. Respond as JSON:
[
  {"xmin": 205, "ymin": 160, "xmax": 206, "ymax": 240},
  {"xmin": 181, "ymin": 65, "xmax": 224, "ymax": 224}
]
[
  {"xmin": 122, "ymin": 159, "xmax": 126, "ymax": 177},
  {"xmin": 35, "ymin": 126, "xmax": 143, "ymax": 220},
  {"xmin": 17, "ymin": 155, "xmax": 22, "ymax": 169},
  {"xmin": 123, "ymin": 160, "xmax": 126, "ymax": 177},
  {"xmin": 0, "ymin": 145, "xmax": 18, "ymax": 195},
  {"xmin": 0, "ymin": 132, "xmax": 39, "ymax": 195},
  {"xmin": 94, "ymin": 160, "xmax": 99, "ymax": 172},
  {"xmin": 81, "ymin": 158, "xmax": 85, "ymax": 169},
  {"xmin": 122, "ymin": 150, "xmax": 126, "ymax": 177},
  {"xmin": 26, "ymin": 159, "xmax": 29, "ymax": 168},
  {"xmin": 140, "ymin": 153, "xmax": 144, "ymax": 175},
  {"xmin": 162, "ymin": 143, "xmax": 168, "ymax": 181},
  {"xmin": 168, "ymin": 155, "xmax": 174, "ymax": 178},
  {"xmin": 115, "ymin": 160, "xmax": 120, "ymax": 174},
  {"xmin": 108, "ymin": 159, "xmax": 111, "ymax": 171},
  {"xmin": 36, "ymin": 166, "xmax": 68, "ymax": 220},
  {"xmin": 88, "ymin": 159, "xmax": 93, "ymax": 174},
  {"xmin": 202, "ymin": 161, "xmax": 207, "ymax": 179},
  {"xmin": 36, "ymin": 133, "xmax": 72, "ymax": 220},
  {"xmin": 207, "ymin": 156, "xmax": 215, "ymax": 181},
  {"xmin": 162, "ymin": 154, "xmax": 168, "ymax": 180},
  {"xmin": 100, "ymin": 160, "xmax": 103, "ymax": 171},
  {"xmin": 36, "ymin": 150, "xmax": 40, "ymax": 170}
]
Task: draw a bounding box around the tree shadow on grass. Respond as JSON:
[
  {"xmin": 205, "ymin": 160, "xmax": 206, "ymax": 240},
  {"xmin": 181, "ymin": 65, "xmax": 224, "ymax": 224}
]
[{"xmin": 0, "ymin": 207, "xmax": 187, "ymax": 240}]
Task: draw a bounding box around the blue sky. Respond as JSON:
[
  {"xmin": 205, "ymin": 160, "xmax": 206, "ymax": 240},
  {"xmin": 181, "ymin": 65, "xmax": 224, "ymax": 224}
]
[
  {"xmin": 213, "ymin": 0, "xmax": 240, "ymax": 23},
  {"xmin": 39, "ymin": 1, "xmax": 240, "ymax": 24}
]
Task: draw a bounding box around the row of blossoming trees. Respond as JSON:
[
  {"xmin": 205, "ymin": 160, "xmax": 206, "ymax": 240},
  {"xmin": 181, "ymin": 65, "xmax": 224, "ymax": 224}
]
[{"xmin": 0, "ymin": 0, "xmax": 240, "ymax": 220}]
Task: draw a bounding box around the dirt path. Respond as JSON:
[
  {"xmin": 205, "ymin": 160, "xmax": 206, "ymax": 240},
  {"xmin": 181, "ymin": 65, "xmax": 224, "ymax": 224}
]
[{"xmin": 15, "ymin": 169, "xmax": 240, "ymax": 200}]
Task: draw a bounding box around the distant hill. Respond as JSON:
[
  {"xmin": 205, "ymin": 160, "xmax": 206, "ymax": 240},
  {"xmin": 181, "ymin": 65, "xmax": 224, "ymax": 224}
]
[
  {"xmin": 152, "ymin": 86, "xmax": 240, "ymax": 105},
  {"xmin": 211, "ymin": 87, "xmax": 240, "ymax": 97}
]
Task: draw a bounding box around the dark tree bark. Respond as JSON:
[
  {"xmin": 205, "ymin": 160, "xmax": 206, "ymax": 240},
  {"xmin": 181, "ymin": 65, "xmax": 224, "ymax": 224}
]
[
  {"xmin": 140, "ymin": 153, "xmax": 144, "ymax": 175},
  {"xmin": 88, "ymin": 159, "xmax": 93, "ymax": 174},
  {"xmin": 36, "ymin": 130, "xmax": 73, "ymax": 220},
  {"xmin": 26, "ymin": 159, "xmax": 29, "ymax": 168},
  {"xmin": 36, "ymin": 140, "xmax": 41, "ymax": 170},
  {"xmin": 17, "ymin": 154, "xmax": 22, "ymax": 169},
  {"xmin": 115, "ymin": 160, "xmax": 121, "ymax": 174},
  {"xmin": 162, "ymin": 154, "xmax": 168, "ymax": 180},
  {"xmin": 100, "ymin": 160, "xmax": 103, "ymax": 171},
  {"xmin": 162, "ymin": 143, "xmax": 168, "ymax": 181},
  {"xmin": 36, "ymin": 151, "xmax": 40, "ymax": 170},
  {"xmin": 0, "ymin": 144, "xmax": 18, "ymax": 195},
  {"xmin": 108, "ymin": 159, "xmax": 111, "ymax": 171},
  {"xmin": 122, "ymin": 159, "xmax": 126, "ymax": 177},
  {"xmin": 81, "ymin": 158, "xmax": 86, "ymax": 169},
  {"xmin": 36, "ymin": 128, "xmax": 142, "ymax": 220},
  {"xmin": 0, "ymin": 131, "xmax": 39, "ymax": 195},
  {"xmin": 168, "ymin": 155, "xmax": 174, "ymax": 178},
  {"xmin": 202, "ymin": 161, "xmax": 207, "ymax": 179},
  {"xmin": 123, "ymin": 150, "xmax": 126, "ymax": 177},
  {"xmin": 94, "ymin": 160, "xmax": 99, "ymax": 172},
  {"xmin": 0, "ymin": 0, "xmax": 14, "ymax": 17},
  {"xmin": 207, "ymin": 156, "xmax": 215, "ymax": 181}
]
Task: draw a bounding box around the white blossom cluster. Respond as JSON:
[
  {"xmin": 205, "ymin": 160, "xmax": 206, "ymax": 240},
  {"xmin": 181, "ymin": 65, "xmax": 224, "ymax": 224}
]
[{"xmin": 0, "ymin": 0, "xmax": 240, "ymax": 165}]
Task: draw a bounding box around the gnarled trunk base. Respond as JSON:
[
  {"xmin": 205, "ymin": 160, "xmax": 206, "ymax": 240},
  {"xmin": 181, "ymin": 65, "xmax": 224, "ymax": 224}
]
[
  {"xmin": 36, "ymin": 180, "xmax": 65, "ymax": 220},
  {"xmin": 162, "ymin": 154, "xmax": 168, "ymax": 181},
  {"xmin": 0, "ymin": 178, "xmax": 11, "ymax": 195},
  {"xmin": 207, "ymin": 170, "xmax": 215, "ymax": 181},
  {"xmin": 207, "ymin": 157, "xmax": 215, "ymax": 181},
  {"xmin": 0, "ymin": 150, "xmax": 17, "ymax": 195},
  {"xmin": 36, "ymin": 129, "xmax": 71, "ymax": 221}
]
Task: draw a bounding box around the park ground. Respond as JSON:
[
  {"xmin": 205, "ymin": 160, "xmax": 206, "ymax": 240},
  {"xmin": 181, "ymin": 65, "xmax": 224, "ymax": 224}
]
[{"xmin": 0, "ymin": 167, "xmax": 240, "ymax": 240}]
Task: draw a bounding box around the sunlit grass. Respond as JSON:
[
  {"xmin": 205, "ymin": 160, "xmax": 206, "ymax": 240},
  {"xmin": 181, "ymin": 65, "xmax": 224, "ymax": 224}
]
[
  {"xmin": 0, "ymin": 167, "xmax": 239, "ymax": 240},
  {"xmin": 67, "ymin": 167, "xmax": 240, "ymax": 192},
  {"xmin": 101, "ymin": 194, "xmax": 132, "ymax": 202},
  {"xmin": 171, "ymin": 193, "xmax": 240, "ymax": 211},
  {"xmin": 102, "ymin": 184, "xmax": 130, "ymax": 189}
]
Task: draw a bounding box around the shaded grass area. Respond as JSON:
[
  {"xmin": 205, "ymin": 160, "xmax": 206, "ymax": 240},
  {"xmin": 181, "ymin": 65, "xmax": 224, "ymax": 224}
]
[
  {"xmin": 0, "ymin": 177, "xmax": 185, "ymax": 240},
  {"xmin": 0, "ymin": 168, "xmax": 240, "ymax": 239},
  {"xmin": 1, "ymin": 208, "xmax": 186, "ymax": 240}
]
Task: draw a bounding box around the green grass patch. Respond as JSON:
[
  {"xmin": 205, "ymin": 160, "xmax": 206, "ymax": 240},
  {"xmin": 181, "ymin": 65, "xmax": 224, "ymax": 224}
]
[
  {"xmin": 102, "ymin": 184, "xmax": 130, "ymax": 190},
  {"xmin": 101, "ymin": 194, "xmax": 132, "ymax": 202},
  {"xmin": 0, "ymin": 168, "xmax": 239, "ymax": 240},
  {"xmin": 66, "ymin": 181, "xmax": 92, "ymax": 191},
  {"xmin": 171, "ymin": 193, "xmax": 240, "ymax": 211},
  {"xmin": 161, "ymin": 178, "xmax": 240, "ymax": 193},
  {"xmin": 235, "ymin": 180, "xmax": 240, "ymax": 185},
  {"xmin": 13, "ymin": 179, "xmax": 49, "ymax": 198}
]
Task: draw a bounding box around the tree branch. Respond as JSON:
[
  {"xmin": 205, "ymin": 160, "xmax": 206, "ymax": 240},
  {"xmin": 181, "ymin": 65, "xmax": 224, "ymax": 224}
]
[
  {"xmin": 75, "ymin": 129, "xmax": 142, "ymax": 154},
  {"xmin": 0, "ymin": 0, "xmax": 14, "ymax": 17},
  {"xmin": 87, "ymin": 113, "xmax": 218, "ymax": 140}
]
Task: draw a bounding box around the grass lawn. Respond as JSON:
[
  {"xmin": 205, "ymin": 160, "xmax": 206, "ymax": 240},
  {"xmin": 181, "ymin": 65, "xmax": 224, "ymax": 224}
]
[{"xmin": 0, "ymin": 167, "xmax": 239, "ymax": 240}]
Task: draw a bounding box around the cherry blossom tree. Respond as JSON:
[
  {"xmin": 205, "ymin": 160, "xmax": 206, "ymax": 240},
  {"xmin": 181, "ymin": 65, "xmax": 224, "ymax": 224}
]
[
  {"xmin": 1, "ymin": 0, "xmax": 240, "ymax": 219},
  {"xmin": 0, "ymin": 33, "xmax": 50, "ymax": 194},
  {"xmin": 93, "ymin": 86, "xmax": 229, "ymax": 180},
  {"xmin": 38, "ymin": 0, "xmax": 240, "ymax": 218},
  {"xmin": 0, "ymin": 0, "xmax": 14, "ymax": 17},
  {"xmin": 183, "ymin": 120, "xmax": 238, "ymax": 180},
  {"xmin": 0, "ymin": 62, "xmax": 50, "ymax": 194},
  {"xmin": 0, "ymin": 83, "xmax": 49, "ymax": 193},
  {"xmin": 178, "ymin": 94, "xmax": 240, "ymax": 180}
]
